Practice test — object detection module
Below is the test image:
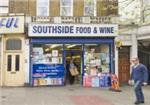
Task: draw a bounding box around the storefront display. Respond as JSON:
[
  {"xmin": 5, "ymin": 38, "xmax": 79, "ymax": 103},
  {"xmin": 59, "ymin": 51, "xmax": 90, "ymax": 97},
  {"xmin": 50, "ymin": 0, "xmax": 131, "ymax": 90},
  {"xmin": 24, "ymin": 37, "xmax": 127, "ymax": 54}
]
[
  {"xmin": 83, "ymin": 73, "xmax": 111, "ymax": 88},
  {"xmin": 91, "ymin": 76, "xmax": 100, "ymax": 87},
  {"xmin": 83, "ymin": 44, "xmax": 111, "ymax": 88},
  {"xmin": 29, "ymin": 23, "xmax": 117, "ymax": 87},
  {"xmin": 30, "ymin": 40, "xmax": 113, "ymax": 87},
  {"xmin": 83, "ymin": 75, "xmax": 92, "ymax": 87},
  {"xmin": 31, "ymin": 44, "xmax": 64, "ymax": 86},
  {"xmin": 84, "ymin": 44, "xmax": 110, "ymax": 75}
]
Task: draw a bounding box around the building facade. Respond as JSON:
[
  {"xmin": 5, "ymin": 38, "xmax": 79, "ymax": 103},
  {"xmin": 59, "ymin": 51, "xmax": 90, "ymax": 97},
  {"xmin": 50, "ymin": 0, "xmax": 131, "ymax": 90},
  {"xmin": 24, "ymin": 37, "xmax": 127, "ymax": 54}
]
[
  {"xmin": 0, "ymin": 15, "xmax": 26, "ymax": 86},
  {"xmin": 0, "ymin": 0, "xmax": 121, "ymax": 87}
]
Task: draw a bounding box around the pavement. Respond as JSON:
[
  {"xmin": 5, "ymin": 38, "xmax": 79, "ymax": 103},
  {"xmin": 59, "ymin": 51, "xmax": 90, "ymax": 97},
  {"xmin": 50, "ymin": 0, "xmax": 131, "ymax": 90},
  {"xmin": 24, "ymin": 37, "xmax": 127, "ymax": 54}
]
[{"xmin": 0, "ymin": 85, "xmax": 150, "ymax": 105}]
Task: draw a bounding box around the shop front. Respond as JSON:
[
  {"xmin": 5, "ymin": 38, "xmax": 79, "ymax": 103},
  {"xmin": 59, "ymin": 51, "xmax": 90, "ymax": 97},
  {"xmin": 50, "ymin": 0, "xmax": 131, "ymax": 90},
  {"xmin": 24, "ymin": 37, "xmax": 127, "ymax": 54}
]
[{"xmin": 28, "ymin": 23, "xmax": 118, "ymax": 86}]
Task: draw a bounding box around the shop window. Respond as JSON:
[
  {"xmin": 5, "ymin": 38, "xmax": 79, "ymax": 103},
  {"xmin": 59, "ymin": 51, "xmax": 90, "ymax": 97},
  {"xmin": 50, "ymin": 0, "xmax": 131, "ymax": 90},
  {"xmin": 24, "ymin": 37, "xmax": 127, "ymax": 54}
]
[
  {"xmin": 32, "ymin": 44, "xmax": 64, "ymax": 86},
  {"xmin": 37, "ymin": 0, "xmax": 49, "ymax": 16},
  {"xmin": 7, "ymin": 55, "xmax": 12, "ymax": 71},
  {"xmin": 0, "ymin": 0, "xmax": 8, "ymax": 13},
  {"xmin": 84, "ymin": 0, "xmax": 96, "ymax": 16},
  {"xmin": 32, "ymin": 44, "xmax": 63, "ymax": 64},
  {"xmin": 60, "ymin": 0, "xmax": 73, "ymax": 16},
  {"xmin": 6, "ymin": 39, "xmax": 22, "ymax": 50},
  {"xmin": 84, "ymin": 44, "xmax": 110, "ymax": 76}
]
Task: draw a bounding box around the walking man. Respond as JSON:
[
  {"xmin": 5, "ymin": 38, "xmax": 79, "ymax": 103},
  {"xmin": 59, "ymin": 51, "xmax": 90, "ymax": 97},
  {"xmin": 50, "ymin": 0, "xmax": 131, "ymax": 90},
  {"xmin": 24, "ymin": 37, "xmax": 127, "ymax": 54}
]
[{"xmin": 128, "ymin": 57, "xmax": 148, "ymax": 105}]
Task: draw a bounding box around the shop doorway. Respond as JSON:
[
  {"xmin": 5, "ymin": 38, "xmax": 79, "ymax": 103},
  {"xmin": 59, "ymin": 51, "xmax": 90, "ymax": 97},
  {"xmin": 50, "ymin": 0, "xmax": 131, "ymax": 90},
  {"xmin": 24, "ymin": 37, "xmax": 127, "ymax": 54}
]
[
  {"xmin": 65, "ymin": 44, "xmax": 82, "ymax": 85},
  {"xmin": 118, "ymin": 46, "xmax": 130, "ymax": 85}
]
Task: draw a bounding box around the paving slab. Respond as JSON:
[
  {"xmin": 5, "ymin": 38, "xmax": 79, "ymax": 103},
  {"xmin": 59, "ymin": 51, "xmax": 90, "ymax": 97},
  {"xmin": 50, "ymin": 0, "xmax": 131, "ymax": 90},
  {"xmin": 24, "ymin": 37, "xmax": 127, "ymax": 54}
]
[{"xmin": 0, "ymin": 85, "xmax": 150, "ymax": 105}]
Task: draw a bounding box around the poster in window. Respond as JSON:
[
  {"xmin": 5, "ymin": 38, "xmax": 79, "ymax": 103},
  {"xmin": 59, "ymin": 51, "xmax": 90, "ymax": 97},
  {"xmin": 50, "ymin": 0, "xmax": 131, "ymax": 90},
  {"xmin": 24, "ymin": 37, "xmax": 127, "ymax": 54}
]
[
  {"xmin": 52, "ymin": 50, "xmax": 58, "ymax": 57},
  {"xmin": 52, "ymin": 57, "xmax": 58, "ymax": 64}
]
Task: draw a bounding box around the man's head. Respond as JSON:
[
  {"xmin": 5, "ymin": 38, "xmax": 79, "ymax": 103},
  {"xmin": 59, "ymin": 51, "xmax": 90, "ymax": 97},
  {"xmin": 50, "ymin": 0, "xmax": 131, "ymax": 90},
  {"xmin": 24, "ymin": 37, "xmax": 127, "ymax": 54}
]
[{"xmin": 131, "ymin": 57, "xmax": 139, "ymax": 65}]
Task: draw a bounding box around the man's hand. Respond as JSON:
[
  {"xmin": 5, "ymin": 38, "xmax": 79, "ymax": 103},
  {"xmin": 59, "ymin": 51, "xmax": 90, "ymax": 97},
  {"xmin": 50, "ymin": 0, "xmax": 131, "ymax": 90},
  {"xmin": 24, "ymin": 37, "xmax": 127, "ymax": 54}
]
[
  {"xmin": 143, "ymin": 82, "xmax": 147, "ymax": 86},
  {"xmin": 128, "ymin": 80, "xmax": 134, "ymax": 85}
]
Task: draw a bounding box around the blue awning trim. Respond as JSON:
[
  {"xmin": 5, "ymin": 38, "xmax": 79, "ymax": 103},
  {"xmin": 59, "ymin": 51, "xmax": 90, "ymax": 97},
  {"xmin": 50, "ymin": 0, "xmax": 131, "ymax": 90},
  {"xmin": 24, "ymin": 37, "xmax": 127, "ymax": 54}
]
[{"xmin": 30, "ymin": 37, "xmax": 114, "ymax": 44}]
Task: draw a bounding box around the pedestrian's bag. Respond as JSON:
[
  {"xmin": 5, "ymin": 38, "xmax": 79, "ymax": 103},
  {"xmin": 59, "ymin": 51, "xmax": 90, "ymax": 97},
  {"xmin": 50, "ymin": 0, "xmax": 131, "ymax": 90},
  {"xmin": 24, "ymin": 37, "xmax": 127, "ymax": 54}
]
[{"xmin": 70, "ymin": 67, "xmax": 79, "ymax": 76}]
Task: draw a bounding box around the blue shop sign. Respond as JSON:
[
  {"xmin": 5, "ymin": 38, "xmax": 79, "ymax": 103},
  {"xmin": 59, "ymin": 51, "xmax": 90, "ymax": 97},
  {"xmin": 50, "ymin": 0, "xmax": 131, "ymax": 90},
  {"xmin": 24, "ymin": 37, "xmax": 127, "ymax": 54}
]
[
  {"xmin": 32, "ymin": 64, "xmax": 64, "ymax": 78},
  {"xmin": 29, "ymin": 23, "xmax": 118, "ymax": 37}
]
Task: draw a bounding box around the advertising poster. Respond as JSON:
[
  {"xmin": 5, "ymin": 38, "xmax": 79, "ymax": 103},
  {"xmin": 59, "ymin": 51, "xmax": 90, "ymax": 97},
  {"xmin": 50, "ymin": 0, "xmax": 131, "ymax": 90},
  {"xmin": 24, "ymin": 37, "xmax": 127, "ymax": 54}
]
[
  {"xmin": 32, "ymin": 64, "xmax": 64, "ymax": 86},
  {"xmin": 32, "ymin": 48, "xmax": 44, "ymax": 64},
  {"xmin": 52, "ymin": 50, "xmax": 58, "ymax": 57},
  {"xmin": 52, "ymin": 58, "xmax": 58, "ymax": 64}
]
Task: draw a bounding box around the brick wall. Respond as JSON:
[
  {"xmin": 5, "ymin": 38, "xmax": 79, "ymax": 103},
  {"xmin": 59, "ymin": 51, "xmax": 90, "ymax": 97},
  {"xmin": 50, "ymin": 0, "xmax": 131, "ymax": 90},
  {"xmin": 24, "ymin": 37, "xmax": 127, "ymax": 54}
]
[
  {"xmin": 9, "ymin": 0, "xmax": 29, "ymax": 15},
  {"xmin": 73, "ymin": 0, "xmax": 84, "ymax": 16},
  {"xmin": 9, "ymin": 0, "xmax": 118, "ymax": 16},
  {"xmin": 50, "ymin": 0, "xmax": 60, "ymax": 16},
  {"xmin": 29, "ymin": 0, "xmax": 36, "ymax": 16}
]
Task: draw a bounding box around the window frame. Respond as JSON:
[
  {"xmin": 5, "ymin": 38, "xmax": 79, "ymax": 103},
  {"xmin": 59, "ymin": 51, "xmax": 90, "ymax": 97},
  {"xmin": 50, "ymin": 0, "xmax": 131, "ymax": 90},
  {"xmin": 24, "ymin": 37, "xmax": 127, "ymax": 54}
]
[
  {"xmin": 36, "ymin": 0, "xmax": 49, "ymax": 16},
  {"xmin": 6, "ymin": 38, "xmax": 22, "ymax": 51},
  {"xmin": 84, "ymin": 0, "xmax": 96, "ymax": 16},
  {"xmin": 0, "ymin": 0, "xmax": 9, "ymax": 14},
  {"xmin": 60, "ymin": 0, "xmax": 73, "ymax": 16}
]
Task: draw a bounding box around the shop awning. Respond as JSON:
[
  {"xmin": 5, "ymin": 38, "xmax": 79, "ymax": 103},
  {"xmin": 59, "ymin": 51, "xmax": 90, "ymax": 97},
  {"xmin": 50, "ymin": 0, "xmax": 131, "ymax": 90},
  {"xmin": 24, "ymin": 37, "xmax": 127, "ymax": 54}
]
[{"xmin": 30, "ymin": 37, "xmax": 114, "ymax": 44}]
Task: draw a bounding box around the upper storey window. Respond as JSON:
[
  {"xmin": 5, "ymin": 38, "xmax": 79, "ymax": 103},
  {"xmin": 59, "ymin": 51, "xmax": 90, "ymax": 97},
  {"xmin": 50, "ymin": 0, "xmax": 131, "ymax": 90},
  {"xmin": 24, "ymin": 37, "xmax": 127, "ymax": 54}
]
[
  {"xmin": 84, "ymin": 0, "xmax": 96, "ymax": 16},
  {"xmin": 0, "ymin": 0, "xmax": 8, "ymax": 14},
  {"xmin": 37, "ymin": 0, "xmax": 49, "ymax": 16},
  {"xmin": 60, "ymin": 0, "xmax": 73, "ymax": 16}
]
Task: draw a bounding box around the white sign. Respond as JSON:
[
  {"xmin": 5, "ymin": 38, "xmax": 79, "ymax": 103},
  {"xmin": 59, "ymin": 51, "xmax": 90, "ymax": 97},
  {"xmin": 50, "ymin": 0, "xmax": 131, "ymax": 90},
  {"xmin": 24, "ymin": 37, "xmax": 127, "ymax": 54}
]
[
  {"xmin": 52, "ymin": 50, "xmax": 58, "ymax": 57},
  {"xmin": 52, "ymin": 58, "xmax": 58, "ymax": 64},
  {"xmin": 28, "ymin": 23, "xmax": 118, "ymax": 37},
  {"xmin": 0, "ymin": 16, "xmax": 24, "ymax": 33}
]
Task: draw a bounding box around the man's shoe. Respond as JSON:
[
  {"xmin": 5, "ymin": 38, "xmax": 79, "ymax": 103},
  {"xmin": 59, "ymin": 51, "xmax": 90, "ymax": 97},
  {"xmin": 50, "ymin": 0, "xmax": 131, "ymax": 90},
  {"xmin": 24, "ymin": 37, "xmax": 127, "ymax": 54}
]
[
  {"xmin": 134, "ymin": 101, "xmax": 141, "ymax": 105},
  {"xmin": 140, "ymin": 101, "xmax": 144, "ymax": 104}
]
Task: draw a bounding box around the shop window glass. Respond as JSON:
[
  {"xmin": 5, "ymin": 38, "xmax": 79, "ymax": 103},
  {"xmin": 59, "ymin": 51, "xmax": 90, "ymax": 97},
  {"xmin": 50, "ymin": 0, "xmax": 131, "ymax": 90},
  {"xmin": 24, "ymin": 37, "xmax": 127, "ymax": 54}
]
[
  {"xmin": 37, "ymin": 0, "xmax": 49, "ymax": 16},
  {"xmin": 60, "ymin": 0, "xmax": 73, "ymax": 16},
  {"xmin": 0, "ymin": 0, "xmax": 8, "ymax": 13},
  {"xmin": 84, "ymin": 0, "xmax": 96, "ymax": 16},
  {"xmin": 32, "ymin": 44, "xmax": 64, "ymax": 86},
  {"xmin": 6, "ymin": 39, "xmax": 22, "ymax": 50},
  {"xmin": 84, "ymin": 44, "xmax": 110, "ymax": 76},
  {"xmin": 7, "ymin": 55, "xmax": 12, "ymax": 71},
  {"xmin": 15, "ymin": 55, "xmax": 20, "ymax": 71},
  {"xmin": 32, "ymin": 44, "xmax": 63, "ymax": 64}
]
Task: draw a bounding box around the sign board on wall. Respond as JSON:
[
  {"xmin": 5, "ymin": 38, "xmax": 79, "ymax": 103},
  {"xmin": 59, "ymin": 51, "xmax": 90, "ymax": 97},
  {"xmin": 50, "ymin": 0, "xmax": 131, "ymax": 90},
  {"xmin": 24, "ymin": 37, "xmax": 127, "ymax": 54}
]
[
  {"xmin": 28, "ymin": 23, "xmax": 118, "ymax": 37},
  {"xmin": 0, "ymin": 16, "xmax": 24, "ymax": 33}
]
